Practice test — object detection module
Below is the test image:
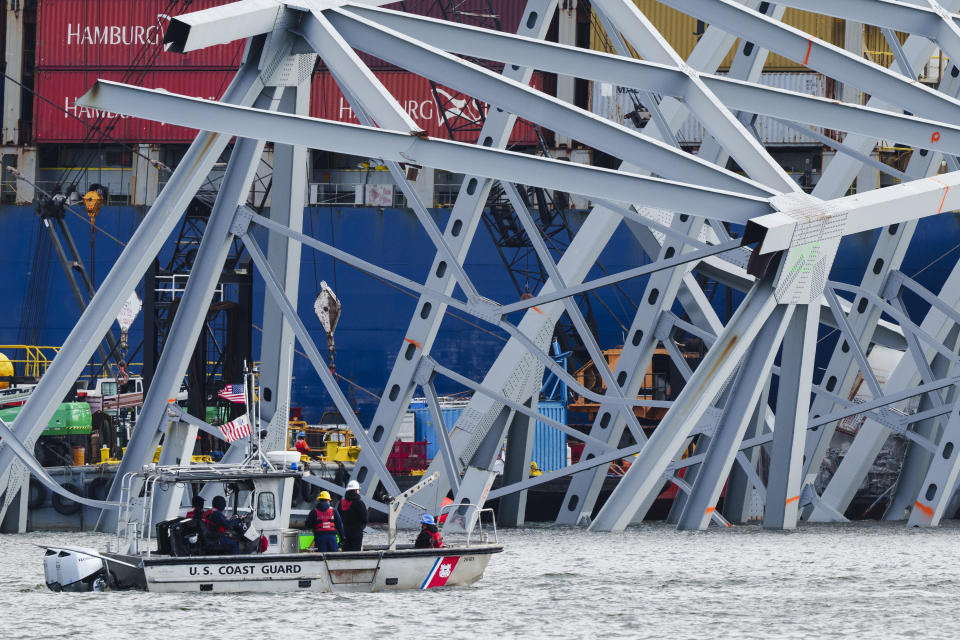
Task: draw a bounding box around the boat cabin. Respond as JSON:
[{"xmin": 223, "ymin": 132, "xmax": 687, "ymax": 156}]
[{"xmin": 123, "ymin": 458, "xmax": 302, "ymax": 558}]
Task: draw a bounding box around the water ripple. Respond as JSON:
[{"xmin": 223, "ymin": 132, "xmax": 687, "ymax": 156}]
[{"xmin": 3, "ymin": 522, "xmax": 960, "ymax": 639}]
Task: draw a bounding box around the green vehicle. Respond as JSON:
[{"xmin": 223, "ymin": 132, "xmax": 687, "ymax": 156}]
[
  {"xmin": 0, "ymin": 402, "xmax": 93, "ymax": 436},
  {"xmin": 0, "ymin": 402, "xmax": 93, "ymax": 467}
]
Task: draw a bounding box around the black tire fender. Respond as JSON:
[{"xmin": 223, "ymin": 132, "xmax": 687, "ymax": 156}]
[
  {"xmin": 86, "ymin": 476, "xmax": 112, "ymax": 501},
  {"xmin": 51, "ymin": 482, "xmax": 83, "ymax": 515}
]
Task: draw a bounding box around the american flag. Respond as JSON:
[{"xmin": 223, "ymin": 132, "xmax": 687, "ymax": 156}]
[
  {"xmin": 219, "ymin": 414, "xmax": 251, "ymax": 443},
  {"xmin": 218, "ymin": 383, "xmax": 246, "ymax": 404}
]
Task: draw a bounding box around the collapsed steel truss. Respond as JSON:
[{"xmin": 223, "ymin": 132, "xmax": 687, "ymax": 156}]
[{"xmin": 3, "ymin": 0, "xmax": 960, "ymax": 532}]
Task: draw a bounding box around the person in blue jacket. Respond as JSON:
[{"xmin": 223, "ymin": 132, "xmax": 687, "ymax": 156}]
[
  {"xmin": 306, "ymin": 491, "xmax": 344, "ymax": 552},
  {"xmin": 207, "ymin": 495, "xmax": 240, "ymax": 555}
]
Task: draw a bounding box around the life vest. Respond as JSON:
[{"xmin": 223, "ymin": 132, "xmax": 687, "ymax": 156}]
[
  {"xmin": 430, "ymin": 530, "xmax": 443, "ymax": 548},
  {"xmin": 314, "ymin": 507, "xmax": 337, "ymax": 533},
  {"xmin": 187, "ymin": 507, "xmax": 212, "ymax": 523},
  {"xmin": 295, "ymin": 439, "xmax": 311, "ymax": 454},
  {"xmin": 339, "ymin": 498, "xmax": 353, "ymax": 512}
]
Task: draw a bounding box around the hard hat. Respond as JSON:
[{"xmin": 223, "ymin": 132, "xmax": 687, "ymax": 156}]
[
  {"xmin": 346, "ymin": 480, "xmax": 360, "ymax": 491},
  {"xmin": 297, "ymin": 431, "xmax": 306, "ymax": 438},
  {"xmin": 420, "ymin": 514, "xmax": 435, "ymax": 525},
  {"xmin": 318, "ymin": 491, "xmax": 331, "ymax": 501}
]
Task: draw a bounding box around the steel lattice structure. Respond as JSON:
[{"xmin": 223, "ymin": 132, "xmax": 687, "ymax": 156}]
[{"xmin": 5, "ymin": 0, "xmax": 960, "ymax": 533}]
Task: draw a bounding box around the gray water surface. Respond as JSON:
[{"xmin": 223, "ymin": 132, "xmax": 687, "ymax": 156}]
[{"xmin": 2, "ymin": 521, "xmax": 956, "ymax": 639}]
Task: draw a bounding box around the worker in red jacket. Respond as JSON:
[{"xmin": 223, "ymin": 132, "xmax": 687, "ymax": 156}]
[{"xmin": 295, "ymin": 431, "xmax": 311, "ymax": 456}]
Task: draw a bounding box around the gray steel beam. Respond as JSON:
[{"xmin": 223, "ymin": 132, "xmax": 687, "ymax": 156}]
[
  {"xmin": 813, "ymin": 12, "xmax": 959, "ymax": 199},
  {"xmin": 883, "ymin": 319, "xmax": 958, "ymax": 519},
  {"xmin": 501, "ymin": 180, "xmax": 646, "ymax": 443},
  {"xmin": 764, "ymin": 304, "xmax": 819, "ymax": 529},
  {"xmin": 257, "ymin": 80, "xmax": 311, "ymax": 454},
  {"xmin": 77, "ymin": 81, "xmax": 774, "ymax": 223},
  {"xmin": 758, "ymin": 0, "xmax": 960, "ymax": 69},
  {"xmin": 251, "ymin": 211, "xmax": 680, "ymax": 410},
  {"xmin": 423, "ymin": 380, "xmax": 462, "ymax": 495},
  {"xmin": 325, "ymin": 7, "xmax": 777, "ymax": 197},
  {"xmin": 0, "ymin": 55, "xmax": 266, "ymax": 530},
  {"xmin": 499, "ymin": 396, "xmax": 537, "ymax": 527},
  {"xmin": 590, "ymin": 281, "xmax": 780, "ymax": 531},
  {"xmin": 907, "ymin": 397, "xmax": 960, "ymax": 526},
  {"xmin": 151, "ymin": 419, "xmax": 200, "ymax": 522},
  {"xmin": 345, "ymin": 4, "xmax": 960, "ymax": 154},
  {"xmin": 676, "ymin": 304, "xmax": 792, "ymax": 530},
  {"xmin": 589, "ymin": 0, "xmax": 796, "ymax": 193},
  {"xmin": 723, "ymin": 388, "xmax": 771, "ymax": 524},
  {"xmin": 658, "ymin": 0, "xmax": 960, "ymax": 125}
]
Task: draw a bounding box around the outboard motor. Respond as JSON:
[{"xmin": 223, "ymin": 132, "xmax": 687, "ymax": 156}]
[{"xmin": 43, "ymin": 548, "xmax": 106, "ymax": 592}]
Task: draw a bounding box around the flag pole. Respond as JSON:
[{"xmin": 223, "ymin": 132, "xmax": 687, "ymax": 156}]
[
  {"xmin": 255, "ymin": 361, "xmax": 263, "ymax": 462},
  {"xmin": 243, "ymin": 360, "xmax": 252, "ymax": 462}
]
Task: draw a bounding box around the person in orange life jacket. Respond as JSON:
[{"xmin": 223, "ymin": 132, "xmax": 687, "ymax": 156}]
[
  {"xmin": 208, "ymin": 495, "xmax": 240, "ymax": 555},
  {"xmin": 294, "ymin": 431, "xmax": 311, "ymax": 456},
  {"xmin": 337, "ymin": 480, "xmax": 367, "ymax": 551},
  {"xmin": 306, "ymin": 491, "xmax": 344, "ymax": 552},
  {"xmin": 414, "ymin": 514, "xmax": 443, "ymax": 549}
]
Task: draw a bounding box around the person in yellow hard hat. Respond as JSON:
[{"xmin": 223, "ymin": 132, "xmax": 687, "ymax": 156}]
[{"xmin": 305, "ymin": 490, "xmax": 344, "ymax": 552}]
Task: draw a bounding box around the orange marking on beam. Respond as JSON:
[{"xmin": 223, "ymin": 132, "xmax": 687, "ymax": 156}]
[
  {"xmin": 932, "ymin": 131, "xmax": 941, "ymax": 143},
  {"xmin": 705, "ymin": 507, "xmax": 716, "ymax": 514},
  {"xmin": 404, "ymin": 338, "xmax": 422, "ymax": 349},
  {"xmin": 915, "ymin": 501, "xmax": 934, "ymax": 517},
  {"xmin": 532, "ymin": 306, "xmax": 543, "ymax": 314},
  {"xmin": 932, "ymin": 177, "xmax": 950, "ymax": 213},
  {"xmin": 785, "ymin": 495, "xmax": 800, "ymax": 505},
  {"xmin": 803, "ymin": 40, "xmax": 812, "ymax": 65}
]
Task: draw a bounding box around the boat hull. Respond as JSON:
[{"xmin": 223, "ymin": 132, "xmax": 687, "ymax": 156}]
[{"xmin": 140, "ymin": 546, "xmax": 501, "ymax": 593}]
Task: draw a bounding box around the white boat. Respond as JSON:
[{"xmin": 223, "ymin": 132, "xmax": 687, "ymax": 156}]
[{"xmin": 42, "ymin": 459, "xmax": 502, "ymax": 593}]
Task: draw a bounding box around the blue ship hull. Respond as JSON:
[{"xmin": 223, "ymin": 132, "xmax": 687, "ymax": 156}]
[{"xmin": 1, "ymin": 203, "xmax": 958, "ymax": 423}]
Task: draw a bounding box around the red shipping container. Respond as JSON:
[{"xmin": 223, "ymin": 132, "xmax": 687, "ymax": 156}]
[
  {"xmin": 37, "ymin": 0, "xmax": 538, "ymax": 71},
  {"xmin": 34, "ymin": 69, "xmax": 544, "ymax": 145},
  {"xmin": 36, "ymin": 0, "xmax": 245, "ymax": 69},
  {"xmin": 34, "ymin": 69, "xmax": 237, "ymax": 143},
  {"xmin": 311, "ymin": 70, "xmax": 542, "ymax": 145}
]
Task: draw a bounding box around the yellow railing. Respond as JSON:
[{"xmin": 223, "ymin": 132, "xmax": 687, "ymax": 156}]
[{"xmin": 0, "ymin": 345, "xmax": 61, "ymax": 379}]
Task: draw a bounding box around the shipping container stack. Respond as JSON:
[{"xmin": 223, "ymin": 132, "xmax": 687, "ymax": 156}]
[
  {"xmin": 32, "ymin": 0, "xmax": 245, "ymax": 199},
  {"xmin": 27, "ymin": 0, "xmax": 546, "ymax": 205}
]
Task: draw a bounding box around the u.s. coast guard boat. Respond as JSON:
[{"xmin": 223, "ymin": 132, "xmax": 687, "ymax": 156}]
[{"xmin": 41, "ymin": 458, "xmax": 501, "ymax": 593}]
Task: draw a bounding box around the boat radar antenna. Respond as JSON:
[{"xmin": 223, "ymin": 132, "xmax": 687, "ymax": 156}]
[{"xmin": 241, "ymin": 361, "xmax": 270, "ymax": 468}]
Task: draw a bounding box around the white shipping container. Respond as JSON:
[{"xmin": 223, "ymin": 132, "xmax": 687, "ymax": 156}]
[{"xmin": 592, "ymin": 72, "xmax": 828, "ymax": 146}]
